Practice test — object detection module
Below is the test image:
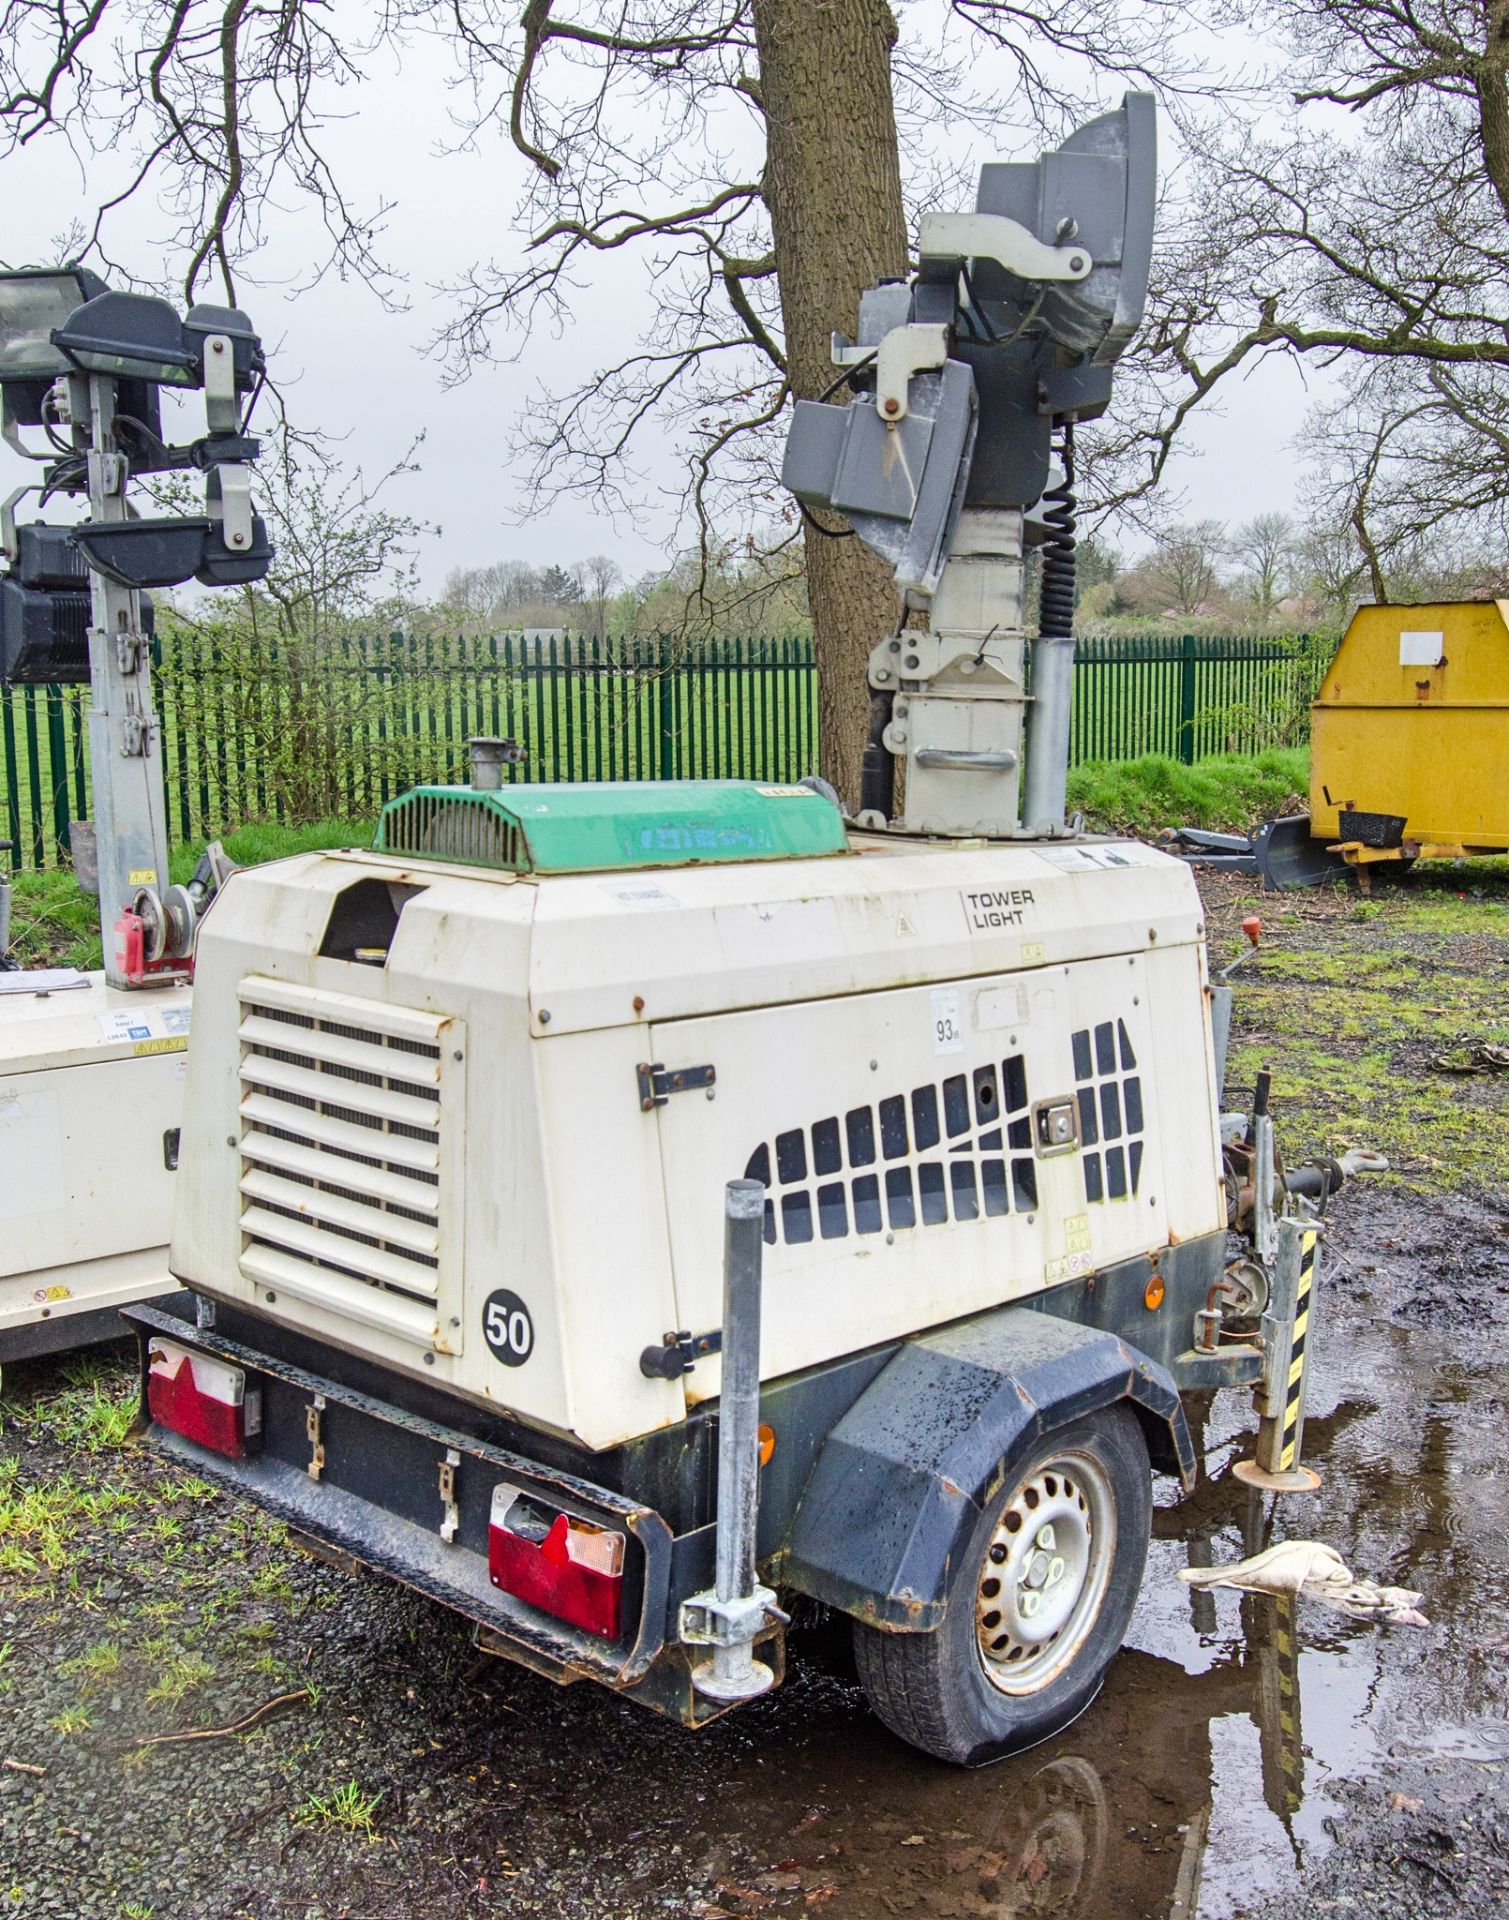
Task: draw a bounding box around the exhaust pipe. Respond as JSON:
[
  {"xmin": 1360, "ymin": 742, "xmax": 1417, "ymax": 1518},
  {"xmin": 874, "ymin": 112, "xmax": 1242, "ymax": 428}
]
[{"xmin": 469, "ymin": 736, "xmax": 526, "ymax": 791}]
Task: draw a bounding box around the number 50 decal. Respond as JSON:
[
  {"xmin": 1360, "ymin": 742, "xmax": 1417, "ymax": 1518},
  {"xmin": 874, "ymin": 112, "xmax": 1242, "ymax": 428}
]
[{"xmin": 482, "ymin": 1288, "xmax": 535, "ymax": 1367}]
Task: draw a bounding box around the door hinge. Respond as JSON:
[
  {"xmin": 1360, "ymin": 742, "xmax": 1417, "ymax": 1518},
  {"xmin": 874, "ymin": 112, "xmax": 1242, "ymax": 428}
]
[{"xmin": 637, "ymin": 1060, "xmax": 716, "ymax": 1110}]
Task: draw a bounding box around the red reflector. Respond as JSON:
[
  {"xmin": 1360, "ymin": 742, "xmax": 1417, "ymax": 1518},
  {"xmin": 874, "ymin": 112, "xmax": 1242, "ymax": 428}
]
[
  {"xmin": 488, "ymin": 1485, "xmax": 624, "ymax": 1640},
  {"xmin": 147, "ymin": 1337, "xmax": 260, "ymax": 1460}
]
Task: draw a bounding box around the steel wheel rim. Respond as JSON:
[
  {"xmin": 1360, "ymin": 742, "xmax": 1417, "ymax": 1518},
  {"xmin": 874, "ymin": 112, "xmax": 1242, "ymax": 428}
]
[{"xmin": 975, "ymin": 1448, "xmax": 1116, "ymax": 1696}]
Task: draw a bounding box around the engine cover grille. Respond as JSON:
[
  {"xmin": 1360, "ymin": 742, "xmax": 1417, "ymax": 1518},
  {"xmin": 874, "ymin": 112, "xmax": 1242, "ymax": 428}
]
[{"xmin": 235, "ymin": 975, "xmax": 465, "ymax": 1351}]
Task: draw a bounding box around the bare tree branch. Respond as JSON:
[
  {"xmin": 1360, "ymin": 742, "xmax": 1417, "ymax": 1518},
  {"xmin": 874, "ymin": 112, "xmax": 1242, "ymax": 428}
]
[{"xmin": 1097, "ymin": 0, "xmax": 1509, "ymax": 566}]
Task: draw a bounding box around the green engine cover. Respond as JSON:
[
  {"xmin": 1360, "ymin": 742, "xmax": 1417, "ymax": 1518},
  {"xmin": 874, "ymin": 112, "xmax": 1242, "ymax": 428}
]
[{"xmin": 372, "ymin": 779, "xmax": 849, "ymax": 874}]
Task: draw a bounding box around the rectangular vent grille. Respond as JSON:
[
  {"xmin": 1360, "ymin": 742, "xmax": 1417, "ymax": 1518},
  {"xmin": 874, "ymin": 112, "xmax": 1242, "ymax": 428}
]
[
  {"xmin": 236, "ymin": 977, "xmax": 462, "ymax": 1348},
  {"xmin": 377, "ymin": 792, "xmax": 523, "ymax": 870}
]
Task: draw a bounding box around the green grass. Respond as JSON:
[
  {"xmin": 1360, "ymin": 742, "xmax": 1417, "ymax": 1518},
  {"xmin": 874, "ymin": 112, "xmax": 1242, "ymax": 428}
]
[
  {"xmin": 65, "ymin": 1639, "xmax": 124, "ymax": 1683},
  {"xmin": 1067, "ymin": 748, "xmax": 1309, "ymax": 836},
  {"xmin": 4, "ymin": 816, "xmax": 370, "ymax": 969},
  {"xmin": 0, "ymin": 1462, "xmax": 91, "ymax": 1575},
  {"xmin": 3, "ymin": 1354, "xmax": 138, "ymax": 1453},
  {"xmin": 145, "ymin": 1650, "xmax": 214, "ymax": 1710},
  {"xmin": 1219, "ymin": 873, "xmax": 1509, "ymax": 1190},
  {"xmin": 299, "ymin": 1780, "xmax": 383, "ymax": 1839}
]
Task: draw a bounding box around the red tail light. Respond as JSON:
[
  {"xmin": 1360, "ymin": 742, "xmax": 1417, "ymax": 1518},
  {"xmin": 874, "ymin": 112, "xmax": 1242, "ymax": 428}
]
[
  {"xmin": 148, "ymin": 1337, "xmax": 262, "ymax": 1459},
  {"xmin": 488, "ymin": 1485, "xmax": 625, "ymax": 1639}
]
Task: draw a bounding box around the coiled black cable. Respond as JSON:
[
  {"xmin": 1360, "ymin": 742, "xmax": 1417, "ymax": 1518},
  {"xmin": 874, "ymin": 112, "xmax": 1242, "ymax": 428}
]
[{"xmin": 1037, "ymin": 419, "xmax": 1077, "ymax": 640}]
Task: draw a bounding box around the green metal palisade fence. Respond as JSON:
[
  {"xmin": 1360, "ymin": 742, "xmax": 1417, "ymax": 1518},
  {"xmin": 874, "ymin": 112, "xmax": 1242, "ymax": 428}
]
[
  {"xmin": 2, "ymin": 628, "xmax": 1328, "ymax": 871},
  {"xmin": 1067, "ymin": 631, "xmax": 1331, "ymax": 766}
]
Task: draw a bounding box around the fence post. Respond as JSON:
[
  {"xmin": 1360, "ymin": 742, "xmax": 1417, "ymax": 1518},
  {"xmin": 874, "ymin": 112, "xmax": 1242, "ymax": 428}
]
[
  {"xmin": 1178, "ymin": 633, "xmax": 1198, "ymax": 765},
  {"xmin": 2, "ymin": 690, "xmax": 20, "ymax": 868},
  {"xmin": 45, "ymin": 684, "xmax": 70, "ymax": 856},
  {"xmin": 658, "ymin": 636, "xmax": 677, "ymax": 781}
]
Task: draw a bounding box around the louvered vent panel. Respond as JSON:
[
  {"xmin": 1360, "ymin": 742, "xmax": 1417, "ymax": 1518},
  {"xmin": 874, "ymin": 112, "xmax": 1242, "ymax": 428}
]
[
  {"xmin": 376, "ymin": 791, "xmax": 523, "ymax": 869},
  {"xmin": 235, "ymin": 976, "xmax": 463, "ymax": 1348}
]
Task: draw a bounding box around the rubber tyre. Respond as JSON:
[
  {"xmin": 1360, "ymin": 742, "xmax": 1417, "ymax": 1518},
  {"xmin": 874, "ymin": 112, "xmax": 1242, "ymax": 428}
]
[{"xmin": 852, "ymin": 1405, "xmax": 1151, "ymax": 1765}]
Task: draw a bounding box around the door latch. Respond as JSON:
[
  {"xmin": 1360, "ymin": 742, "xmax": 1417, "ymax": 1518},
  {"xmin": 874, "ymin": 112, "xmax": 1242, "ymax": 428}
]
[
  {"xmin": 640, "ymin": 1328, "xmax": 723, "ymax": 1380},
  {"xmin": 1034, "ymin": 1097, "xmax": 1080, "ymax": 1155}
]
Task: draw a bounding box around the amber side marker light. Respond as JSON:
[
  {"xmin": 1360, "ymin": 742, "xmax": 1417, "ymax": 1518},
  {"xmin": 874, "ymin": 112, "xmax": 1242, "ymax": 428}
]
[
  {"xmin": 1144, "ymin": 1274, "xmax": 1166, "ymax": 1311},
  {"xmin": 758, "ymin": 1423, "xmax": 776, "ymax": 1466}
]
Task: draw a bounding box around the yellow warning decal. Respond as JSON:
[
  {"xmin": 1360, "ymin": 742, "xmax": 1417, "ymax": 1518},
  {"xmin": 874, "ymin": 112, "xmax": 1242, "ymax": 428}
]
[
  {"xmin": 128, "ymin": 868, "xmax": 159, "ymax": 885},
  {"xmin": 1022, "ymin": 941, "xmax": 1046, "ymax": 964},
  {"xmin": 133, "ymin": 1037, "xmax": 188, "ymax": 1057},
  {"xmin": 756, "ymin": 785, "xmax": 809, "ymax": 798},
  {"xmin": 1065, "ymin": 1213, "xmax": 1092, "ymax": 1255}
]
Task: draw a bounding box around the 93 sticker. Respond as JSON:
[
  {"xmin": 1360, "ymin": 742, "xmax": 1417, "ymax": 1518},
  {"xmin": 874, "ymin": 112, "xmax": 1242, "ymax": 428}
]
[
  {"xmin": 931, "ymin": 986, "xmax": 964, "ymax": 1055},
  {"xmin": 482, "ymin": 1289, "xmax": 535, "ymax": 1367}
]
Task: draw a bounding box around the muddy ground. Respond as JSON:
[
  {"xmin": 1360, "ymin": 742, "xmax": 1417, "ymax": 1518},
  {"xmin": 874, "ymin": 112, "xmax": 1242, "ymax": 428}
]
[{"xmin": 2, "ymin": 863, "xmax": 1507, "ymax": 1920}]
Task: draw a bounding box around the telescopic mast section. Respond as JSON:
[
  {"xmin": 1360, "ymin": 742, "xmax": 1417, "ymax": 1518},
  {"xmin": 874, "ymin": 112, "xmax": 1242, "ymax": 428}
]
[
  {"xmin": 783, "ymin": 93, "xmax": 1156, "ymax": 840},
  {"xmin": 77, "ymin": 368, "xmax": 174, "ymax": 982}
]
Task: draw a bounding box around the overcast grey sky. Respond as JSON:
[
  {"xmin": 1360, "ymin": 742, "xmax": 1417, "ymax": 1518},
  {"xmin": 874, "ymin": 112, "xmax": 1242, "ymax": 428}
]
[{"xmin": 1, "ymin": 4, "xmax": 1311, "ymax": 595}]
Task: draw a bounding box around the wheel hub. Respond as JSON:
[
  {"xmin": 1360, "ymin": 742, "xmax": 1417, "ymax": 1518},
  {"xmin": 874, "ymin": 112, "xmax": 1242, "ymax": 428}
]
[{"xmin": 975, "ymin": 1451, "xmax": 1115, "ymax": 1695}]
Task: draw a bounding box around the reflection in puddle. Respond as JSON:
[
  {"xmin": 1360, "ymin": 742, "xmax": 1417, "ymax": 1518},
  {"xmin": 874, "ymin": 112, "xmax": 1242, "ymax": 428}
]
[{"xmin": 920, "ymin": 1754, "xmax": 1110, "ymax": 1917}]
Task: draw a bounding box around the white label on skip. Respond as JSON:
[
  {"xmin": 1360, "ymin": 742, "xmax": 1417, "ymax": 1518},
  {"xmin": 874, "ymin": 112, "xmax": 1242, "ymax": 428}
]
[
  {"xmin": 1399, "ymin": 630, "xmax": 1444, "ymax": 666},
  {"xmin": 931, "ymin": 986, "xmax": 964, "ymax": 1055}
]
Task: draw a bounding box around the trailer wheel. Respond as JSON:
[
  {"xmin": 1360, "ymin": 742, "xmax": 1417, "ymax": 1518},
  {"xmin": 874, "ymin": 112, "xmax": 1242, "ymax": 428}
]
[{"xmin": 852, "ymin": 1405, "xmax": 1151, "ymax": 1764}]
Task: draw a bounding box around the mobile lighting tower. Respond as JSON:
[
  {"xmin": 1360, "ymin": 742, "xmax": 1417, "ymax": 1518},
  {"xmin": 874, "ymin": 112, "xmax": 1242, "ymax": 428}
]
[
  {"xmin": 129, "ymin": 96, "xmax": 1372, "ymax": 1763},
  {"xmin": 0, "ymin": 271, "xmax": 270, "ymax": 1366}
]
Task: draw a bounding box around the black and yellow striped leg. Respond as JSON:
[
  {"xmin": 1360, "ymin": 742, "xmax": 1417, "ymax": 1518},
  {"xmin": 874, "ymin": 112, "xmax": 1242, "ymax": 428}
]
[
  {"xmin": 1234, "ymin": 1219, "xmax": 1323, "ymax": 1493},
  {"xmin": 1257, "ymin": 1592, "xmax": 1306, "ymax": 1819}
]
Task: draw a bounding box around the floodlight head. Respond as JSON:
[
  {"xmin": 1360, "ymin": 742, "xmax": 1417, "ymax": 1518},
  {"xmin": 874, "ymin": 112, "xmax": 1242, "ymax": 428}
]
[
  {"xmin": 73, "ymin": 517, "xmax": 214, "ymax": 588},
  {"xmin": 53, "ymin": 291, "xmax": 200, "ymax": 388},
  {"xmin": 0, "ymin": 266, "xmax": 109, "ymax": 424},
  {"xmin": 782, "ymin": 93, "xmax": 1156, "ymax": 602},
  {"xmin": 182, "ymin": 303, "xmax": 265, "ymax": 392},
  {"xmin": 0, "ymin": 526, "xmax": 156, "ymax": 685},
  {"xmin": 72, "ymin": 512, "xmax": 272, "ymax": 590},
  {"xmin": 919, "ymin": 91, "xmax": 1155, "ymax": 369}
]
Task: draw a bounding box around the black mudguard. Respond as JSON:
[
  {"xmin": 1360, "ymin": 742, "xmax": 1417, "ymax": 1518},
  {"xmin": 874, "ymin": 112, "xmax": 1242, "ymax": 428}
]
[{"xmin": 781, "ymin": 1308, "xmax": 1193, "ymax": 1632}]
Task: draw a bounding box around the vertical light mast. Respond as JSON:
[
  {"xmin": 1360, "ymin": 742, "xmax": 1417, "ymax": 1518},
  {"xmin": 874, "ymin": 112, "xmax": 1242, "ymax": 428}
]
[{"xmin": 0, "ymin": 278, "xmax": 271, "ymax": 982}]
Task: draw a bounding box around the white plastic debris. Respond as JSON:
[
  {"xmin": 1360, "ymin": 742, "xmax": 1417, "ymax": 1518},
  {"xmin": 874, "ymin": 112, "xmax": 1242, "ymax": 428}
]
[{"xmin": 1177, "ymin": 1539, "xmax": 1429, "ymax": 1626}]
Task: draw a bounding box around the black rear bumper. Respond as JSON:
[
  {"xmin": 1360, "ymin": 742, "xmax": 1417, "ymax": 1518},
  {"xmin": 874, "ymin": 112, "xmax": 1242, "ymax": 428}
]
[{"xmin": 124, "ymin": 1299, "xmax": 679, "ymax": 1694}]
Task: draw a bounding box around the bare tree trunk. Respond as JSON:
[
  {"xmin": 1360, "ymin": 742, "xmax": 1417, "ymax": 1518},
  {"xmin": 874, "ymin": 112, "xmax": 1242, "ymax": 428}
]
[{"xmin": 753, "ymin": 0, "xmax": 908, "ymax": 808}]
